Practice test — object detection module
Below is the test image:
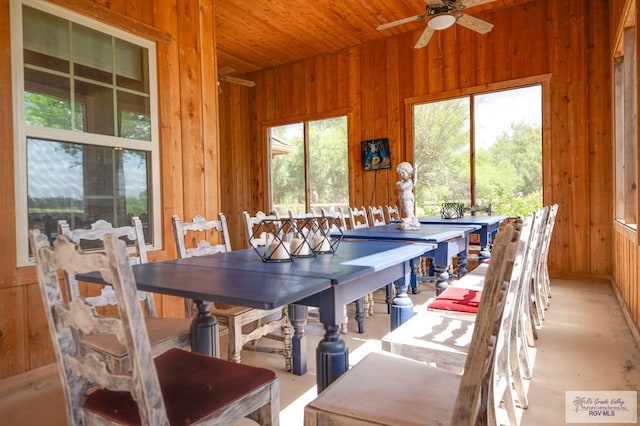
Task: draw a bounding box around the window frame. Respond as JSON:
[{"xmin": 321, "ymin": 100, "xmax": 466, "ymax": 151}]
[
  {"xmin": 11, "ymin": 0, "xmax": 162, "ymax": 266},
  {"xmin": 613, "ymin": 13, "xmax": 639, "ymax": 234},
  {"xmin": 265, "ymin": 112, "xmax": 351, "ymax": 214},
  {"xmin": 405, "ymin": 75, "xmax": 550, "ymax": 215}
]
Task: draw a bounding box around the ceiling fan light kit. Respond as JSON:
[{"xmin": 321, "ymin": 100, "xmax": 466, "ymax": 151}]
[
  {"xmin": 377, "ymin": 0, "xmax": 496, "ymax": 48},
  {"xmin": 428, "ymin": 13, "xmax": 457, "ymax": 30}
]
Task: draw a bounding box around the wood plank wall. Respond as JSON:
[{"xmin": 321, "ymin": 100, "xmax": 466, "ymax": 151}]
[
  {"xmin": 226, "ymin": 0, "xmax": 614, "ymax": 282},
  {"xmin": 611, "ymin": 0, "xmax": 640, "ymax": 331},
  {"xmin": 0, "ymin": 0, "xmax": 220, "ymax": 378}
]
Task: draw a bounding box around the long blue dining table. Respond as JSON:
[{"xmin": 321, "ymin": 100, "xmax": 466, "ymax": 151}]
[
  {"xmin": 80, "ymin": 240, "xmax": 427, "ymax": 392},
  {"xmin": 418, "ymin": 215, "xmax": 508, "ymax": 262},
  {"xmin": 336, "ymin": 223, "xmax": 480, "ymax": 294}
]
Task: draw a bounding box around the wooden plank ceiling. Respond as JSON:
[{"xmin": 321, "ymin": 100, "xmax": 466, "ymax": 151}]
[{"xmin": 215, "ymin": 0, "xmax": 523, "ymax": 75}]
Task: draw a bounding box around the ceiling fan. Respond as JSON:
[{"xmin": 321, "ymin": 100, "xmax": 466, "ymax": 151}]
[
  {"xmin": 217, "ymin": 67, "xmax": 255, "ymax": 93},
  {"xmin": 377, "ymin": 0, "xmax": 495, "ymax": 49}
]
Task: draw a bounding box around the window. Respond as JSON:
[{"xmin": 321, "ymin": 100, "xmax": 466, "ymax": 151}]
[
  {"xmin": 269, "ymin": 116, "xmax": 349, "ymax": 214},
  {"xmin": 12, "ymin": 0, "xmax": 160, "ymax": 265},
  {"xmin": 614, "ymin": 24, "xmax": 638, "ymax": 230},
  {"xmin": 412, "ymin": 85, "xmax": 543, "ymax": 217}
]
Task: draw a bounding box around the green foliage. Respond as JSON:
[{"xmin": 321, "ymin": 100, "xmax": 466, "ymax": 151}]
[
  {"xmin": 414, "ymin": 98, "xmax": 471, "ymax": 209},
  {"xmin": 120, "ymin": 111, "xmax": 151, "ymax": 141},
  {"xmin": 28, "ymin": 196, "xmax": 83, "ymax": 212},
  {"xmin": 308, "ymin": 117, "xmax": 348, "ymax": 205},
  {"xmin": 125, "ymin": 192, "xmax": 149, "ymax": 216},
  {"xmin": 413, "ymin": 97, "xmax": 542, "ymax": 217},
  {"xmin": 271, "ymin": 125, "xmax": 305, "ymax": 212},
  {"xmin": 475, "ymin": 121, "xmax": 543, "ymax": 216},
  {"xmin": 271, "ymin": 117, "xmax": 348, "ymax": 213},
  {"xmin": 24, "ymin": 92, "xmax": 73, "ymax": 129}
]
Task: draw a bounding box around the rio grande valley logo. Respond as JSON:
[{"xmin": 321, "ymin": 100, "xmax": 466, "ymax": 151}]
[{"xmin": 566, "ymin": 391, "xmax": 637, "ymax": 423}]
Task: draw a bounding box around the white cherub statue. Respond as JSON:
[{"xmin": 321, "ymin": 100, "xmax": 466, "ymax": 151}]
[{"xmin": 396, "ymin": 161, "xmax": 420, "ymax": 230}]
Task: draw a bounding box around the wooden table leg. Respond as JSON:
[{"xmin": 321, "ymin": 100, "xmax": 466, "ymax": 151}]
[
  {"xmin": 289, "ymin": 304, "xmax": 308, "ymax": 375},
  {"xmin": 457, "ymin": 250, "xmax": 468, "ymax": 276},
  {"xmin": 316, "ymin": 323, "xmax": 348, "ymax": 393},
  {"xmin": 190, "ymin": 299, "xmax": 220, "ymax": 358},
  {"xmin": 390, "ymin": 269, "xmax": 414, "ymax": 330}
]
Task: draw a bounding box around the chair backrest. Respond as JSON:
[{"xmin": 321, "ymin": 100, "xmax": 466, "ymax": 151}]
[
  {"xmin": 488, "ymin": 214, "xmax": 536, "ymax": 425},
  {"xmin": 288, "ymin": 208, "xmax": 317, "ymax": 218},
  {"xmin": 321, "ymin": 207, "xmax": 348, "ymax": 232},
  {"xmin": 368, "ymin": 205, "xmax": 386, "ymax": 226},
  {"xmin": 348, "ymin": 206, "xmax": 369, "ymax": 229},
  {"xmin": 57, "ymin": 217, "xmax": 155, "ymax": 315},
  {"xmin": 449, "ymin": 221, "xmax": 519, "ymax": 424},
  {"xmin": 29, "ymin": 230, "xmax": 168, "ymax": 424},
  {"xmin": 172, "ymin": 213, "xmax": 232, "ymax": 258},
  {"xmin": 243, "ymin": 210, "xmax": 281, "ymax": 248},
  {"xmin": 385, "ymin": 205, "xmax": 400, "ymax": 223},
  {"xmin": 538, "ymin": 204, "xmax": 558, "ymax": 273}
]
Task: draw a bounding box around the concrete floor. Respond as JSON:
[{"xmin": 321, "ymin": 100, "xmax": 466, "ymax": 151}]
[{"xmin": 1, "ymin": 277, "xmax": 638, "ymax": 425}]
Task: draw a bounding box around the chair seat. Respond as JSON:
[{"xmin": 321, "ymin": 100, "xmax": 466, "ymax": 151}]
[
  {"xmin": 83, "ymin": 317, "xmax": 191, "ymax": 359},
  {"xmin": 381, "ymin": 310, "xmax": 475, "ymax": 370},
  {"xmin": 456, "ymin": 262, "xmax": 489, "ymax": 288},
  {"xmin": 305, "ymin": 351, "xmax": 460, "ymax": 426},
  {"xmin": 84, "ymin": 348, "xmax": 278, "ymax": 424},
  {"xmin": 427, "ymin": 286, "xmax": 482, "ymax": 314}
]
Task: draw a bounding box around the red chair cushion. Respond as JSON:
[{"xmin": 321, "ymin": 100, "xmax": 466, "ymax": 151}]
[
  {"xmin": 84, "ymin": 348, "xmax": 276, "ymax": 424},
  {"xmin": 427, "ymin": 286, "xmax": 482, "ymax": 314}
]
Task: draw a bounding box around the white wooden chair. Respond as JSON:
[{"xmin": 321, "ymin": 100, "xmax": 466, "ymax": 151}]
[
  {"xmin": 385, "ymin": 204, "xmax": 400, "ymax": 223},
  {"xmin": 368, "ymin": 205, "xmax": 386, "ymax": 226},
  {"xmin": 440, "ymin": 209, "xmax": 547, "ymax": 397},
  {"xmin": 531, "ymin": 203, "xmax": 558, "ymax": 323},
  {"xmin": 319, "ymin": 207, "xmax": 348, "ymax": 234},
  {"xmin": 174, "ymin": 213, "xmax": 292, "ymax": 370},
  {"xmin": 243, "ymin": 210, "xmax": 281, "ymax": 248},
  {"xmin": 29, "ymin": 229, "xmax": 279, "ymax": 425},
  {"xmin": 318, "ymin": 207, "xmax": 343, "ymax": 233},
  {"xmin": 57, "ymin": 217, "xmax": 190, "ymax": 374},
  {"xmin": 304, "ymin": 224, "xmax": 518, "ymax": 425},
  {"xmin": 347, "ymin": 205, "xmax": 370, "ymax": 229},
  {"xmin": 381, "ymin": 214, "xmax": 538, "ymax": 415}
]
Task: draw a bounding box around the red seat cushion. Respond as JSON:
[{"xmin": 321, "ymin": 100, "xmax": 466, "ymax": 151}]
[
  {"xmin": 84, "ymin": 348, "xmax": 276, "ymax": 424},
  {"xmin": 427, "ymin": 286, "xmax": 482, "ymax": 314}
]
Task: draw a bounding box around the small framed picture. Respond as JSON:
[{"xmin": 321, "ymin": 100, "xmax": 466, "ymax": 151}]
[{"xmin": 361, "ymin": 138, "xmax": 391, "ymax": 171}]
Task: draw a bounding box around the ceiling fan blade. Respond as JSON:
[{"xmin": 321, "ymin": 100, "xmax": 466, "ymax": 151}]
[
  {"xmin": 458, "ymin": 0, "xmax": 497, "ymax": 8},
  {"xmin": 218, "ymin": 66, "xmax": 236, "ymax": 76},
  {"xmin": 377, "ymin": 13, "xmax": 428, "ymax": 31},
  {"xmin": 219, "ymin": 75, "xmax": 255, "ymax": 87},
  {"xmin": 455, "ymin": 12, "xmax": 493, "ymax": 34},
  {"xmin": 415, "ymin": 27, "xmax": 435, "ymax": 49},
  {"xmin": 424, "ymin": 0, "xmax": 444, "ymax": 5}
]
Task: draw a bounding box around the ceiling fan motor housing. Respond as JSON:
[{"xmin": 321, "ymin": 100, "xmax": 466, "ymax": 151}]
[{"xmin": 426, "ymin": 0, "xmax": 464, "ymax": 16}]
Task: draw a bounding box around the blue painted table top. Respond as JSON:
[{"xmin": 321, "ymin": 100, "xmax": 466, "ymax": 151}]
[
  {"xmin": 337, "ymin": 223, "xmax": 479, "ymax": 244},
  {"xmin": 418, "ymin": 215, "xmax": 508, "ymax": 226},
  {"xmin": 80, "ymin": 240, "xmax": 425, "ymax": 310}
]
